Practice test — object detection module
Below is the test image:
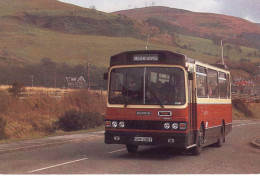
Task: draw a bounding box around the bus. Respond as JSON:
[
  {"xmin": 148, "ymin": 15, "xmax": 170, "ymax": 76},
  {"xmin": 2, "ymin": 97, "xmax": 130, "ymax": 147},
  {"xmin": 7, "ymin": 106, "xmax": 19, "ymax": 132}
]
[{"xmin": 104, "ymin": 50, "xmax": 232, "ymax": 155}]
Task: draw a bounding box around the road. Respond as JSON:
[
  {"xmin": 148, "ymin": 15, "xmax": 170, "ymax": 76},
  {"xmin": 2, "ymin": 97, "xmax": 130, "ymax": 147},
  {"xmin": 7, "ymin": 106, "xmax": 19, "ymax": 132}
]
[{"xmin": 0, "ymin": 120, "xmax": 259, "ymax": 174}]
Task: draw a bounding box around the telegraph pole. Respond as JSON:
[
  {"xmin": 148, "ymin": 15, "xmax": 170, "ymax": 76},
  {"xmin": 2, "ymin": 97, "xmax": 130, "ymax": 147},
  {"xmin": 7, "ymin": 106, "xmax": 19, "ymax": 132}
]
[
  {"xmin": 87, "ymin": 61, "xmax": 90, "ymax": 90},
  {"xmin": 31, "ymin": 75, "xmax": 34, "ymax": 87},
  {"xmin": 220, "ymin": 35, "xmax": 240, "ymax": 65},
  {"xmin": 54, "ymin": 68, "xmax": 57, "ymax": 88},
  {"xmin": 220, "ymin": 38, "xmax": 230, "ymax": 65}
]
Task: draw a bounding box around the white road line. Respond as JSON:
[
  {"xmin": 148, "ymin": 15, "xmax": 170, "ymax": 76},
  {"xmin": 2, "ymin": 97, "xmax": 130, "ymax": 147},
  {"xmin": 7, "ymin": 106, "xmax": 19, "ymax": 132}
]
[
  {"xmin": 92, "ymin": 131, "xmax": 105, "ymax": 134},
  {"xmin": 233, "ymin": 123, "xmax": 260, "ymax": 128},
  {"xmin": 108, "ymin": 148, "xmax": 126, "ymax": 154},
  {"xmin": 28, "ymin": 158, "xmax": 88, "ymax": 173}
]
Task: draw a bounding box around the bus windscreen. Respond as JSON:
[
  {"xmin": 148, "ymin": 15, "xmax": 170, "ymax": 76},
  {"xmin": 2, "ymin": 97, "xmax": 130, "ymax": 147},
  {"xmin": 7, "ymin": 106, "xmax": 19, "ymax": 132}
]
[{"xmin": 109, "ymin": 67, "xmax": 186, "ymax": 106}]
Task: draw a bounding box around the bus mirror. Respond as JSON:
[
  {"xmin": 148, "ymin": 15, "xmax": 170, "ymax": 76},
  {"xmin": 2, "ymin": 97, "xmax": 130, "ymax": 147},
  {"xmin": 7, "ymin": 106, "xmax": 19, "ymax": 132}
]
[
  {"xmin": 188, "ymin": 72, "xmax": 193, "ymax": 80},
  {"xmin": 103, "ymin": 73, "xmax": 108, "ymax": 80}
]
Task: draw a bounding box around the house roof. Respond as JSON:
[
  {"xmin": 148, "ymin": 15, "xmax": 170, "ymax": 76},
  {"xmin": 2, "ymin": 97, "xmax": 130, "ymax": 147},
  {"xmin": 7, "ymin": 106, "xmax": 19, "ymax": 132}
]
[{"xmin": 65, "ymin": 76, "xmax": 86, "ymax": 83}]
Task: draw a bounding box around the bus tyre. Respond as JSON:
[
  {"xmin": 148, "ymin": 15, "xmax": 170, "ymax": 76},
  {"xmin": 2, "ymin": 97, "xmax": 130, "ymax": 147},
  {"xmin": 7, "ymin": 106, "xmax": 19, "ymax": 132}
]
[
  {"xmin": 215, "ymin": 126, "xmax": 224, "ymax": 147},
  {"xmin": 192, "ymin": 126, "xmax": 204, "ymax": 156},
  {"xmin": 126, "ymin": 144, "xmax": 139, "ymax": 153}
]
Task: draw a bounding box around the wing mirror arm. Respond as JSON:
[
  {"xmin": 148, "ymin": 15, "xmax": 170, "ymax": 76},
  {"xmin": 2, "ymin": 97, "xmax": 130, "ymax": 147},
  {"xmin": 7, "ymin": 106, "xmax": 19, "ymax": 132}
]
[{"xmin": 103, "ymin": 72, "xmax": 108, "ymax": 80}]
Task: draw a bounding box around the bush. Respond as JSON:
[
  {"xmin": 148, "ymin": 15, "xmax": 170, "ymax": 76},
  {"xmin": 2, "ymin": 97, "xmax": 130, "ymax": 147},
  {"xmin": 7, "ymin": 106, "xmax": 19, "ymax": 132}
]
[
  {"xmin": 57, "ymin": 109, "xmax": 104, "ymax": 132},
  {"xmin": 232, "ymin": 99, "xmax": 253, "ymax": 117},
  {"xmin": 0, "ymin": 116, "xmax": 7, "ymax": 140},
  {"xmin": 8, "ymin": 82, "xmax": 25, "ymax": 97},
  {"xmin": 0, "ymin": 91, "xmax": 16, "ymax": 114}
]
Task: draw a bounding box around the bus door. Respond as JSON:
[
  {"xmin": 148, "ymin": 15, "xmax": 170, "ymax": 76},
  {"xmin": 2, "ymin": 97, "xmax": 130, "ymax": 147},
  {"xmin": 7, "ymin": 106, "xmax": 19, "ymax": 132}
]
[{"xmin": 188, "ymin": 72, "xmax": 197, "ymax": 144}]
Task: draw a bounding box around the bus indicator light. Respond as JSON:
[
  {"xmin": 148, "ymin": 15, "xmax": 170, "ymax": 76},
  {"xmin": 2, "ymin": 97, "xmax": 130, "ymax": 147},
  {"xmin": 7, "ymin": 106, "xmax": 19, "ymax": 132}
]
[
  {"xmin": 179, "ymin": 123, "xmax": 187, "ymax": 130},
  {"xmin": 114, "ymin": 136, "xmax": 120, "ymax": 141},
  {"xmin": 105, "ymin": 121, "xmax": 111, "ymax": 128},
  {"xmin": 168, "ymin": 139, "xmax": 175, "ymax": 143}
]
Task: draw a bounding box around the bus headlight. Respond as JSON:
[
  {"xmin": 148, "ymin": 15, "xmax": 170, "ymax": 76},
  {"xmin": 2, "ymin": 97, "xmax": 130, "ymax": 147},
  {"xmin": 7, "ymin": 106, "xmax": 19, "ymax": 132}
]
[
  {"xmin": 172, "ymin": 123, "xmax": 178, "ymax": 130},
  {"xmin": 112, "ymin": 121, "xmax": 118, "ymax": 128},
  {"xmin": 119, "ymin": 121, "xmax": 125, "ymax": 128},
  {"xmin": 164, "ymin": 123, "xmax": 170, "ymax": 130}
]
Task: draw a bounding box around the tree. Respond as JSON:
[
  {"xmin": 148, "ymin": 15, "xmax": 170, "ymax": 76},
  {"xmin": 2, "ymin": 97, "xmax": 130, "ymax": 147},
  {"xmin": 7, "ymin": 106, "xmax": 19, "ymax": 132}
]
[{"xmin": 8, "ymin": 82, "xmax": 25, "ymax": 97}]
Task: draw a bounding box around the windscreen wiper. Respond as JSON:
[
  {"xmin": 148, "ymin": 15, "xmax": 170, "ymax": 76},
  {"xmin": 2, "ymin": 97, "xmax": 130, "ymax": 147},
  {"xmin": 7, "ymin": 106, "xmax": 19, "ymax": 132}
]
[{"xmin": 146, "ymin": 86, "xmax": 164, "ymax": 108}]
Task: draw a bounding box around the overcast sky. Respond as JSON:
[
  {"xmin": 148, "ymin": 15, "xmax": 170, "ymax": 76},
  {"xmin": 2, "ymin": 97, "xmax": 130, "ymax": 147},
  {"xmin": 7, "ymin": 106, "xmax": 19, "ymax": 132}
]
[{"xmin": 58, "ymin": 0, "xmax": 260, "ymax": 23}]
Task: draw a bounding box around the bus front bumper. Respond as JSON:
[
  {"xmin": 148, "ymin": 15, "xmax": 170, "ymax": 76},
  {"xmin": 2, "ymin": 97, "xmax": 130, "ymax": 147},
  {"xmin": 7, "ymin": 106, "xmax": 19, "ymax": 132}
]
[{"xmin": 105, "ymin": 130, "xmax": 191, "ymax": 148}]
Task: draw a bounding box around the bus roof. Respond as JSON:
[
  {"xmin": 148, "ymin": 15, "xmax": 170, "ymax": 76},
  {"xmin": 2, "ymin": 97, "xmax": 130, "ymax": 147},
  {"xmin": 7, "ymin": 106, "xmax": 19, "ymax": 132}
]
[
  {"xmin": 110, "ymin": 50, "xmax": 229, "ymax": 73},
  {"xmin": 110, "ymin": 50, "xmax": 186, "ymax": 67},
  {"xmin": 186, "ymin": 57, "xmax": 230, "ymax": 74}
]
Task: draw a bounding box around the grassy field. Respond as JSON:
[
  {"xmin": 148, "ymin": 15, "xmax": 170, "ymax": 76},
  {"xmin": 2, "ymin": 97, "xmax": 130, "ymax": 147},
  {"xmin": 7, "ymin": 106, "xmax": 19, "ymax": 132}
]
[
  {"xmin": 0, "ymin": 89, "xmax": 106, "ymax": 140},
  {"xmin": 1, "ymin": 18, "xmax": 233, "ymax": 67},
  {"xmin": 1, "ymin": 18, "xmax": 258, "ymax": 70},
  {"xmin": 177, "ymin": 34, "xmax": 260, "ymax": 62}
]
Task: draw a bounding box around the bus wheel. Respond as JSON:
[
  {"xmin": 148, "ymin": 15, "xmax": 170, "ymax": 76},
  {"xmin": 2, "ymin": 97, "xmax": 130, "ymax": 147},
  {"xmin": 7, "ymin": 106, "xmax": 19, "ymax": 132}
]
[
  {"xmin": 215, "ymin": 126, "xmax": 224, "ymax": 147},
  {"xmin": 192, "ymin": 125, "xmax": 204, "ymax": 156},
  {"xmin": 126, "ymin": 144, "xmax": 139, "ymax": 153}
]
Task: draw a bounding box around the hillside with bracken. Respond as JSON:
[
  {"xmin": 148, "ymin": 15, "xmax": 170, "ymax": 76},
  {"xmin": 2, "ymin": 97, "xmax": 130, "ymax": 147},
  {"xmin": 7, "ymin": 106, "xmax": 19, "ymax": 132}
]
[
  {"xmin": 114, "ymin": 6, "xmax": 260, "ymax": 40},
  {"xmin": 0, "ymin": 1, "xmax": 259, "ymax": 86}
]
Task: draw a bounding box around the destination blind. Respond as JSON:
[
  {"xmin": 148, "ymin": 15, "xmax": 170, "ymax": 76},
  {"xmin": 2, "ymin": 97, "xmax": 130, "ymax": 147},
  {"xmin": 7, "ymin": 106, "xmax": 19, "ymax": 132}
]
[{"xmin": 133, "ymin": 54, "xmax": 159, "ymax": 62}]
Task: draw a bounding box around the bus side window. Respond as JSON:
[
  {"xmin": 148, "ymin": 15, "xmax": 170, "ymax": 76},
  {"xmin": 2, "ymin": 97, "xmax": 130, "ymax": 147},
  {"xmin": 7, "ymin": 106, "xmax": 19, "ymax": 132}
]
[
  {"xmin": 227, "ymin": 74, "xmax": 231, "ymax": 99},
  {"xmin": 219, "ymin": 72, "xmax": 227, "ymax": 99},
  {"xmin": 207, "ymin": 69, "xmax": 219, "ymax": 98},
  {"xmin": 196, "ymin": 66, "xmax": 208, "ymax": 98}
]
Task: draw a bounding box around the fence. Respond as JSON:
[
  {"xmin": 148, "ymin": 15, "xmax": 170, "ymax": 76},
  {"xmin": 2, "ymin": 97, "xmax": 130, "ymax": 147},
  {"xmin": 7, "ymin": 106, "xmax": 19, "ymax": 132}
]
[
  {"xmin": 0, "ymin": 85, "xmax": 107, "ymax": 100},
  {"xmin": 231, "ymin": 92, "xmax": 260, "ymax": 103}
]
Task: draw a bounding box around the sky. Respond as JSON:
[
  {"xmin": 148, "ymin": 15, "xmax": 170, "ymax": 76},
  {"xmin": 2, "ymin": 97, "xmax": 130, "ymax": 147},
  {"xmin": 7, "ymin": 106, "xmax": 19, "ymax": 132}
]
[{"xmin": 58, "ymin": 0, "xmax": 260, "ymax": 23}]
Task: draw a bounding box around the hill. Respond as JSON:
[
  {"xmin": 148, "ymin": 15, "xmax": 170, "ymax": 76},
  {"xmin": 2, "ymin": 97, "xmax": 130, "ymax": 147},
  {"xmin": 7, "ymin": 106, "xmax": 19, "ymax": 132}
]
[
  {"xmin": 114, "ymin": 6, "xmax": 260, "ymax": 38},
  {"xmin": 0, "ymin": 0, "xmax": 144, "ymax": 67},
  {"xmin": 0, "ymin": 1, "xmax": 259, "ymax": 87},
  {"xmin": 0, "ymin": 1, "xmax": 223, "ymax": 68},
  {"xmin": 114, "ymin": 6, "xmax": 260, "ymax": 50}
]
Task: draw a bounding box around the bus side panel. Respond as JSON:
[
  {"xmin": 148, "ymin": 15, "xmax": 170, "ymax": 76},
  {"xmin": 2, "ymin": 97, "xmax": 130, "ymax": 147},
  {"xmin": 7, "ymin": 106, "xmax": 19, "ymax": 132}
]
[{"xmin": 196, "ymin": 103, "xmax": 232, "ymax": 145}]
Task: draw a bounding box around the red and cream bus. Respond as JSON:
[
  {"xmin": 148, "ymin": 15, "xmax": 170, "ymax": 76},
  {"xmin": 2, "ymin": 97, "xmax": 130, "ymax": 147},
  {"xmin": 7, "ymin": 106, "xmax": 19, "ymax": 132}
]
[{"xmin": 104, "ymin": 50, "xmax": 232, "ymax": 155}]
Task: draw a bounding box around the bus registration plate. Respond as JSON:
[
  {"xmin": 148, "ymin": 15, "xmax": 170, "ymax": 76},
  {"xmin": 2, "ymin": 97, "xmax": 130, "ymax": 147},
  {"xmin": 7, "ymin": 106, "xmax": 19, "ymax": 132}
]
[{"xmin": 134, "ymin": 137, "xmax": 153, "ymax": 142}]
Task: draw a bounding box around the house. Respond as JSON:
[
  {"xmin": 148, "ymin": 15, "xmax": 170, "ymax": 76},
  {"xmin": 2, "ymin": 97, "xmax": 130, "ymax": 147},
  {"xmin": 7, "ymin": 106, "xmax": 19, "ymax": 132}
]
[
  {"xmin": 65, "ymin": 76, "xmax": 87, "ymax": 89},
  {"xmin": 232, "ymin": 78, "xmax": 260, "ymax": 96}
]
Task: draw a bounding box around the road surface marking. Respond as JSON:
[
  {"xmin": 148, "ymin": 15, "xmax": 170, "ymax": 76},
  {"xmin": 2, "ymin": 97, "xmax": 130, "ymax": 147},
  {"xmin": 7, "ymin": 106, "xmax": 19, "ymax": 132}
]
[
  {"xmin": 92, "ymin": 131, "xmax": 105, "ymax": 134},
  {"xmin": 108, "ymin": 148, "xmax": 126, "ymax": 154},
  {"xmin": 233, "ymin": 123, "xmax": 260, "ymax": 128},
  {"xmin": 0, "ymin": 135, "xmax": 101, "ymax": 154},
  {"xmin": 28, "ymin": 158, "xmax": 88, "ymax": 173}
]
